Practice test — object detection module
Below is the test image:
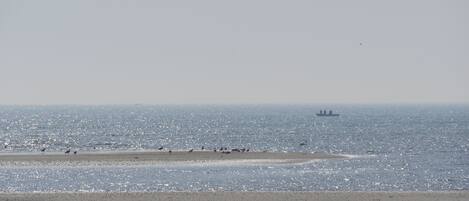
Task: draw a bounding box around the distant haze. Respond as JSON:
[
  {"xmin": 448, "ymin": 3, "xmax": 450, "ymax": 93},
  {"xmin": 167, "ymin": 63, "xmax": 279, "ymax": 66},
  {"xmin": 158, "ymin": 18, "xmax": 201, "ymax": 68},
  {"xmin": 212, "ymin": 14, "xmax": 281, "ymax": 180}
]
[{"xmin": 1, "ymin": 0, "xmax": 468, "ymax": 104}]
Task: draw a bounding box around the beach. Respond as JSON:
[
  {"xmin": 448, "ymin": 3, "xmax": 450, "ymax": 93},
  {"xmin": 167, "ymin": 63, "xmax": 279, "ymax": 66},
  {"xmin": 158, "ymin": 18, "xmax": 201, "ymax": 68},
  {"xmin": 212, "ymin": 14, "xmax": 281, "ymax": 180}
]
[{"xmin": 1, "ymin": 192, "xmax": 467, "ymax": 201}]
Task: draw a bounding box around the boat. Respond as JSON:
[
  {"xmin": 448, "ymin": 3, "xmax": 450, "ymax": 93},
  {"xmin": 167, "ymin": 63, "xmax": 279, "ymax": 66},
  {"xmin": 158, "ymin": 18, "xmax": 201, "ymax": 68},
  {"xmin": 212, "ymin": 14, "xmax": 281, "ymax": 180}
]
[{"xmin": 316, "ymin": 110, "xmax": 340, "ymax": 117}]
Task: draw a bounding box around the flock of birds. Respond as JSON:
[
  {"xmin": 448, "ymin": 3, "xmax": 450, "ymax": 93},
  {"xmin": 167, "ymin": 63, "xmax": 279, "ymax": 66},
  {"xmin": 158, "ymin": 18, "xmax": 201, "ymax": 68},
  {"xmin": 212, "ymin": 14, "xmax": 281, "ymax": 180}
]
[
  {"xmin": 158, "ymin": 146, "xmax": 251, "ymax": 154},
  {"xmin": 33, "ymin": 141, "xmax": 308, "ymax": 155},
  {"xmin": 35, "ymin": 145, "xmax": 254, "ymax": 155}
]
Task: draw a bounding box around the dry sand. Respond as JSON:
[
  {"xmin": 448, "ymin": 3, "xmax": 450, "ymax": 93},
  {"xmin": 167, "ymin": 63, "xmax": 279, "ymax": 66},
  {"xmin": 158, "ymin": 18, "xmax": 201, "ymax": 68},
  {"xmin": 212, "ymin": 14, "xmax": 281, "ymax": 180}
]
[
  {"xmin": 0, "ymin": 192, "xmax": 467, "ymax": 201},
  {"xmin": 0, "ymin": 151, "xmax": 345, "ymax": 165}
]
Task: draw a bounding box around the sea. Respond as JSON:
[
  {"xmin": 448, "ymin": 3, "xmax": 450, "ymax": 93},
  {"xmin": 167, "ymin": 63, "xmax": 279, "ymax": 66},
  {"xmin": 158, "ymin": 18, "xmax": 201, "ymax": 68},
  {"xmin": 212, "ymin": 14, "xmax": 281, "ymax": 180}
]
[{"xmin": 0, "ymin": 104, "xmax": 467, "ymax": 192}]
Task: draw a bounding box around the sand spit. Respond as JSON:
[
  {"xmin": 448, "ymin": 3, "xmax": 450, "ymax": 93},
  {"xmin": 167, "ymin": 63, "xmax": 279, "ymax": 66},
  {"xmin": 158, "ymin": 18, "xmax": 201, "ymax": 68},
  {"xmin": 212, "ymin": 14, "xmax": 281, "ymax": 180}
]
[
  {"xmin": 0, "ymin": 191, "xmax": 467, "ymax": 201},
  {"xmin": 0, "ymin": 151, "xmax": 345, "ymax": 166}
]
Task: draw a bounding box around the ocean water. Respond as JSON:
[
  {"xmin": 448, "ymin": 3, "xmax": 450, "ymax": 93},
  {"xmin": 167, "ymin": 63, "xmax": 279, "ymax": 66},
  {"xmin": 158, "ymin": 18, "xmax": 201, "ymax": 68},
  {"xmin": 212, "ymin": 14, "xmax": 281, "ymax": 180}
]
[{"xmin": 0, "ymin": 105, "xmax": 468, "ymax": 192}]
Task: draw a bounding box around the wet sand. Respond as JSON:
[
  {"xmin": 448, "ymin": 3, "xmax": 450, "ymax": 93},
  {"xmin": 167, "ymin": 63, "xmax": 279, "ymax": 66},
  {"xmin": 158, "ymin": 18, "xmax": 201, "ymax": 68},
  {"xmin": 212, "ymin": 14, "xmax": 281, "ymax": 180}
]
[
  {"xmin": 0, "ymin": 192, "xmax": 467, "ymax": 201},
  {"xmin": 0, "ymin": 151, "xmax": 345, "ymax": 165}
]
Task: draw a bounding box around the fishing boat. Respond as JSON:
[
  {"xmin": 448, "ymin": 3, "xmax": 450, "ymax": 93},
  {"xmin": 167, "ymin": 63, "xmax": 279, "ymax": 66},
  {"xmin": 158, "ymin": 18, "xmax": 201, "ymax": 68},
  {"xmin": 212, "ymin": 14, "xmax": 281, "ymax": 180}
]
[{"xmin": 316, "ymin": 110, "xmax": 339, "ymax": 117}]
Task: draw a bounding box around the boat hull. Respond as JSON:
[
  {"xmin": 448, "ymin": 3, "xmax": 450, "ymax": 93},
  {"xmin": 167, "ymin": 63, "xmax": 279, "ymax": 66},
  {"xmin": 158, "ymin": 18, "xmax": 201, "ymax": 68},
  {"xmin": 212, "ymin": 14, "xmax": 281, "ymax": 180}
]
[{"xmin": 316, "ymin": 114, "xmax": 340, "ymax": 117}]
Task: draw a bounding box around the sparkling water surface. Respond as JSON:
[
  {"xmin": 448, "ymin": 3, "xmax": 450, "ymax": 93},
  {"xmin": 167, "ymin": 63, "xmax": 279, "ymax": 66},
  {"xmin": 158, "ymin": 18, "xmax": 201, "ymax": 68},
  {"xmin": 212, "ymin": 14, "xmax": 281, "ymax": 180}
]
[{"xmin": 0, "ymin": 105, "xmax": 468, "ymax": 192}]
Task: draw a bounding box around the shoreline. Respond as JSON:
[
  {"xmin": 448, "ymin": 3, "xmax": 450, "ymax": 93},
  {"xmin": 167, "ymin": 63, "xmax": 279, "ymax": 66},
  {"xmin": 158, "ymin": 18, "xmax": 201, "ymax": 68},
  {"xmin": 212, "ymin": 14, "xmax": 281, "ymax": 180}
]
[
  {"xmin": 0, "ymin": 191, "xmax": 467, "ymax": 201},
  {"xmin": 0, "ymin": 150, "xmax": 346, "ymax": 165}
]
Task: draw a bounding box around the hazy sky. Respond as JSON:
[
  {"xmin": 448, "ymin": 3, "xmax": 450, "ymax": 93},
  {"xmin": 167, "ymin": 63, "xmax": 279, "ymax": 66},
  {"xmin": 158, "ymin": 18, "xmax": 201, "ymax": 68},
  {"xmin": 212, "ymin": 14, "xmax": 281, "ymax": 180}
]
[{"xmin": 1, "ymin": 0, "xmax": 468, "ymax": 104}]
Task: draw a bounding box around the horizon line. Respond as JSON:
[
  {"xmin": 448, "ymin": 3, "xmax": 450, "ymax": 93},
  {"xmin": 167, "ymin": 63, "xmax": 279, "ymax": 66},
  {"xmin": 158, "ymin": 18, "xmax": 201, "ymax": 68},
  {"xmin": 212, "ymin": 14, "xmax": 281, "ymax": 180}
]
[{"xmin": 0, "ymin": 102, "xmax": 468, "ymax": 106}]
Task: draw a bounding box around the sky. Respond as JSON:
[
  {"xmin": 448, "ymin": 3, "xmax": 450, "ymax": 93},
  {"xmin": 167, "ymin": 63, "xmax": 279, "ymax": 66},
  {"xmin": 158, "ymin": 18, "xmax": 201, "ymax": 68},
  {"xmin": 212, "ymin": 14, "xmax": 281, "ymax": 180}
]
[{"xmin": 0, "ymin": 0, "xmax": 468, "ymax": 105}]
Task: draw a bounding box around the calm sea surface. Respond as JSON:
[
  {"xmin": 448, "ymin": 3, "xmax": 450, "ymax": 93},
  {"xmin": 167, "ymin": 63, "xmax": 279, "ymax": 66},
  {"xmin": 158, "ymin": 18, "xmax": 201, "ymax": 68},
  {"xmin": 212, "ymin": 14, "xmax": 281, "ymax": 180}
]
[{"xmin": 0, "ymin": 105, "xmax": 468, "ymax": 192}]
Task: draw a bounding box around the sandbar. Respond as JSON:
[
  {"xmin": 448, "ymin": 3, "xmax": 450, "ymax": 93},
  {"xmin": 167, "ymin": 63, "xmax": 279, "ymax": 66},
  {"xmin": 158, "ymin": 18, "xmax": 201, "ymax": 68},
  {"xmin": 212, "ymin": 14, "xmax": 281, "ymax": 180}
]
[{"xmin": 0, "ymin": 151, "xmax": 345, "ymax": 165}]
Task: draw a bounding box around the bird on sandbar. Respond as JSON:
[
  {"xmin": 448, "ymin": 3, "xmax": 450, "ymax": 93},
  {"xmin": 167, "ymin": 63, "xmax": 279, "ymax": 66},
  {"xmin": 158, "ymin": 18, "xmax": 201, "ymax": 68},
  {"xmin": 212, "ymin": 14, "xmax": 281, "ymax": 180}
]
[
  {"xmin": 40, "ymin": 147, "xmax": 46, "ymax": 152},
  {"xmin": 65, "ymin": 149, "xmax": 71, "ymax": 154},
  {"xmin": 158, "ymin": 146, "xmax": 164, "ymax": 150},
  {"xmin": 73, "ymin": 150, "xmax": 77, "ymax": 155},
  {"xmin": 188, "ymin": 149, "xmax": 194, "ymax": 152}
]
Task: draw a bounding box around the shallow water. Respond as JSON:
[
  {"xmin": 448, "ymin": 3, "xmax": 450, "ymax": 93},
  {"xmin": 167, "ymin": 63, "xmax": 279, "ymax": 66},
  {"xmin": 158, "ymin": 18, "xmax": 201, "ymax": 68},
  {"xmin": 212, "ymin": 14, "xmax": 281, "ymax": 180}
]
[{"xmin": 0, "ymin": 105, "xmax": 468, "ymax": 192}]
